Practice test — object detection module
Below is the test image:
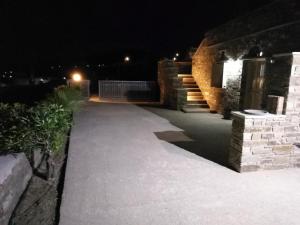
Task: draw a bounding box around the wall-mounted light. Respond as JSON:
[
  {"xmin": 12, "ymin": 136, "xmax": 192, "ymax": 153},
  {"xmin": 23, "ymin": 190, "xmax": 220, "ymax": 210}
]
[
  {"xmin": 216, "ymin": 51, "xmax": 229, "ymax": 62},
  {"xmin": 243, "ymin": 46, "xmax": 266, "ymax": 59}
]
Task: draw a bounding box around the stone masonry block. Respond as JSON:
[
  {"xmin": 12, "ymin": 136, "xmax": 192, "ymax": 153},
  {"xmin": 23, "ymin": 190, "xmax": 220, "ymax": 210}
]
[
  {"xmin": 274, "ymin": 132, "xmax": 284, "ymax": 138},
  {"xmin": 243, "ymin": 133, "xmax": 252, "ymax": 140},
  {"xmin": 268, "ymin": 139, "xmax": 287, "ymax": 145},
  {"xmin": 272, "ymin": 126, "xmax": 285, "ymax": 132},
  {"xmin": 284, "ymin": 126, "xmax": 299, "ymax": 132},
  {"xmin": 284, "ymin": 132, "xmax": 300, "ymax": 137},
  {"xmin": 293, "ymin": 65, "xmax": 300, "ymax": 76},
  {"xmin": 243, "ymin": 140, "xmax": 268, "ymax": 147},
  {"xmin": 273, "ymin": 156, "xmax": 290, "ymax": 165},
  {"xmin": 261, "ymin": 133, "xmax": 274, "ymax": 139},
  {"xmin": 251, "ymin": 146, "xmax": 272, "ymax": 155},
  {"xmin": 272, "ymin": 145, "xmax": 293, "ymax": 155},
  {"xmin": 244, "ymin": 126, "xmax": 272, "ymax": 133},
  {"xmin": 251, "ymin": 133, "xmax": 262, "ymax": 140},
  {"xmin": 240, "ymin": 165, "xmax": 260, "ymax": 172},
  {"xmin": 244, "ymin": 119, "xmax": 254, "ymax": 127}
]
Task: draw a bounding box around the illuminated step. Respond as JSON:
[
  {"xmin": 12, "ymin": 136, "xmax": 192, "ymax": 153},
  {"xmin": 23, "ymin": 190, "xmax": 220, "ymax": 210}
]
[
  {"xmin": 182, "ymin": 77, "xmax": 195, "ymax": 83},
  {"xmin": 178, "ymin": 74, "xmax": 192, "ymax": 78},
  {"xmin": 187, "ymin": 96, "xmax": 204, "ymax": 101},
  {"xmin": 187, "ymin": 91, "xmax": 202, "ymax": 96}
]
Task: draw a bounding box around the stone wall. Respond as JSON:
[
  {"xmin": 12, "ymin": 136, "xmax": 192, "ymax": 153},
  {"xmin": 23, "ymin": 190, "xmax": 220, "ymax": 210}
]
[
  {"xmin": 192, "ymin": 0, "xmax": 300, "ymax": 112},
  {"xmin": 158, "ymin": 60, "xmax": 188, "ymax": 110},
  {"xmin": 10, "ymin": 151, "xmax": 66, "ymax": 225},
  {"xmin": 229, "ymin": 53, "xmax": 300, "ymax": 172},
  {"xmin": 229, "ymin": 112, "xmax": 300, "ymax": 172}
]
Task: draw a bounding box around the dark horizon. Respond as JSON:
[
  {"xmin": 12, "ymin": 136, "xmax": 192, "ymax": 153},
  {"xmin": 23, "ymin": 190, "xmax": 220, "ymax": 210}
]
[{"xmin": 0, "ymin": 0, "xmax": 274, "ymax": 71}]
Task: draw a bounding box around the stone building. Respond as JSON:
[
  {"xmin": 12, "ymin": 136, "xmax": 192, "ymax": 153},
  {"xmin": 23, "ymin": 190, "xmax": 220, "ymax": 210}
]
[
  {"xmin": 190, "ymin": 0, "xmax": 300, "ymax": 172},
  {"xmin": 192, "ymin": 0, "xmax": 300, "ymax": 112}
]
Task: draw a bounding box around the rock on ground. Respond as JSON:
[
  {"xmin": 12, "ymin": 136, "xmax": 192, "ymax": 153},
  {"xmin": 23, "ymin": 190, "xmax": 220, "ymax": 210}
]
[{"xmin": 0, "ymin": 153, "xmax": 32, "ymax": 225}]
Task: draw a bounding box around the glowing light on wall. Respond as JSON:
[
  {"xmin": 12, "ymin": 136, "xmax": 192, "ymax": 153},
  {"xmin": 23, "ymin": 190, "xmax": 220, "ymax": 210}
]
[{"xmin": 222, "ymin": 59, "xmax": 243, "ymax": 88}]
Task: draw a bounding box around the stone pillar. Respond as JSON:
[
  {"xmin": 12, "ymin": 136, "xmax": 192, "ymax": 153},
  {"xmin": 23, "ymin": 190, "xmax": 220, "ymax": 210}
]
[{"xmin": 228, "ymin": 53, "xmax": 300, "ymax": 172}]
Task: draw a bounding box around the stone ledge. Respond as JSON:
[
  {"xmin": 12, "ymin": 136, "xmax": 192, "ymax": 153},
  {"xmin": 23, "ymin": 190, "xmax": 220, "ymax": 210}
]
[
  {"xmin": 232, "ymin": 111, "xmax": 286, "ymax": 120},
  {"xmin": 0, "ymin": 153, "xmax": 32, "ymax": 225}
]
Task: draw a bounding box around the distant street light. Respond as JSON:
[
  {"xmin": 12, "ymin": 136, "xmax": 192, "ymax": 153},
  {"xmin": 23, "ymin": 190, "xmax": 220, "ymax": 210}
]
[
  {"xmin": 124, "ymin": 56, "xmax": 130, "ymax": 62},
  {"xmin": 173, "ymin": 57, "xmax": 177, "ymax": 61},
  {"xmin": 72, "ymin": 72, "xmax": 82, "ymax": 82},
  {"xmin": 176, "ymin": 53, "xmax": 179, "ymax": 57}
]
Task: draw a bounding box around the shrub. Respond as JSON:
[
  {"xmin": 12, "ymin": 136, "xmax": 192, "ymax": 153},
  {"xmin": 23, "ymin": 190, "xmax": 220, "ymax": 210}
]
[
  {"xmin": 0, "ymin": 103, "xmax": 32, "ymax": 155},
  {"xmin": 0, "ymin": 86, "xmax": 82, "ymax": 158},
  {"xmin": 46, "ymin": 85, "xmax": 83, "ymax": 113},
  {"xmin": 30, "ymin": 103, "xmax": 71, "ymax": 154}
]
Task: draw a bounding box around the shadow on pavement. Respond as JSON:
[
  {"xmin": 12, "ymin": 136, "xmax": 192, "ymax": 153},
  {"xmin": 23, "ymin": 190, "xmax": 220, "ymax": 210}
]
[{"xmin": 141, "ymin": 105, "xmax": 232, "ymax": 168}]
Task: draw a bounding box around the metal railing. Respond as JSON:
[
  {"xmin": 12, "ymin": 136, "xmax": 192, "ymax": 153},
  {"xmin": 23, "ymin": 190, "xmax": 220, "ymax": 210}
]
[{"xmin": 98, "ymin": 80, "xmax": 159, "ymax": 100}]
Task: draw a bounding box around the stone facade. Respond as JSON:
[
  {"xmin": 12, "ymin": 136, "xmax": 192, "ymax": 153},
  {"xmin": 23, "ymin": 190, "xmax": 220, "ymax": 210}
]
[
  {"xmin": 229, "ymin": 53, "xmax": 300, "ymax": 172},
  {"xmin": 192, "ymin": 0, "xmax": 300, "ymax": 112}
]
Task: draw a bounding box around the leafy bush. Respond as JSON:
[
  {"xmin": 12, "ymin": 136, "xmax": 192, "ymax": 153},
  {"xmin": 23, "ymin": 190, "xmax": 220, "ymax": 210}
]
[
  {"xmin": 0, "ymin": 103, "xmax": 32, "ymax": 155},
  {"xmin": 30, "ymin": 103, "xmax": 72, "ymax": 154},
  {"xmin": 46, "ymin": 85, "xmax": 83, "ymax": 113},
  {"xmin": 0, "ymin": 86, "xmax": 82, "ymax": 158}
]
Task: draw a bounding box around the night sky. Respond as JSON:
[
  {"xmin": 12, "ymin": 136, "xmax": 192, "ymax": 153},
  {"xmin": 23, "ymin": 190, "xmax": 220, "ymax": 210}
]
[{"xmin": 0, "ymin": 0, "xmax": 273, "ymax": 70}]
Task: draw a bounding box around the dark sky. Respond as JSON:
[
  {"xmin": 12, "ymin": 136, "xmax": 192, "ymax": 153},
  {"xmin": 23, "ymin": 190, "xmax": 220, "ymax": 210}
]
[{"xmin": 0, "ymin": 0, "xmax": 273, "ymax": 69}]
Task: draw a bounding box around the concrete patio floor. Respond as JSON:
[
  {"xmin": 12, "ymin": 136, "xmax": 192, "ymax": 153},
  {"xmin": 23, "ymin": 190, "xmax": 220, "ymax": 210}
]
[{"xmin": 59, "ymin": 102, "xmax": 300, "ymax": 225}]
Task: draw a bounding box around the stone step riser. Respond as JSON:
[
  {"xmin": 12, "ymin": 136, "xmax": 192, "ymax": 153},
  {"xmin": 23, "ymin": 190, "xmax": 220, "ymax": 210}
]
[
  {"xmin": 184, "ymin": 104, "xmax": 210, "ymax": 109},
  {"xmin": 182, "ymin": 107, "xmax": 210, "ymax": 113},
  {"xmin": 182, "ymin": 78, "xmax": 195, "ymax": 83}
]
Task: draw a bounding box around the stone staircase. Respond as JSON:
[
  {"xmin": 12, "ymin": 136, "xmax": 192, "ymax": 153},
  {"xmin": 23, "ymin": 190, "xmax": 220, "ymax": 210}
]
[{"xmin": 177, "ymin": 74, "xmax": 210, "ymax": 113}]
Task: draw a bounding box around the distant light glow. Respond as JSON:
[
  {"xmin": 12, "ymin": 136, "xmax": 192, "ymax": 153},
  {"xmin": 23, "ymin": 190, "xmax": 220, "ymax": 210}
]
[
  {"xmin": 124, "ymin": 56, "xmax": 130, "ymax": 62},
  {"xmin": 259, "ymin": 51, "xmax": 263, "ymax": 57},
  {"xmin": 173, "ymin": 57, "xmax": 177, "ymax": 61},
  {"xmin": 176, "ymin": 53, "xmax": 179, "ymax": 57},
  {"xmin": 72, "ymin": 73, "xmax": 82, "ymax": 82}
]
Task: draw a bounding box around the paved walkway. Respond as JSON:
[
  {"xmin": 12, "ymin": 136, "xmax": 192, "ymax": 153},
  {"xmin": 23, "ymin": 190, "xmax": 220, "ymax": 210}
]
[{"xmin": 59, "ymin": 102, "xmax": 300, "ymax": 225}]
